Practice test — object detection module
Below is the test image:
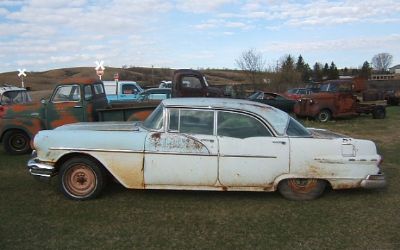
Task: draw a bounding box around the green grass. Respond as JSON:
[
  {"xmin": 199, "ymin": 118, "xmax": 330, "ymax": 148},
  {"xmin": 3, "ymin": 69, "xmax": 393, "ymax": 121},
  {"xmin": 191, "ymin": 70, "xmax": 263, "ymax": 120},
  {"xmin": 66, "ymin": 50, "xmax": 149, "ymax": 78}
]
[{"xmin": 1, "ymin": 107, "xmax": 400, "ymax": 249}]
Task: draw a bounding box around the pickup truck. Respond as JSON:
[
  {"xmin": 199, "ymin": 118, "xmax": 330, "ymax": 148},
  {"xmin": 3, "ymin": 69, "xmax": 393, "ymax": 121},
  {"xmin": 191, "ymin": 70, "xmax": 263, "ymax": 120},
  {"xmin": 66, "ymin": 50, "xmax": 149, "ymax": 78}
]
[
  {"xmin": 0, "ymin": 69, "xmax": 223, "ymax": 155},
  {"xmin": 0, "ymin": 85, "xmax": 32, "ymax": 106},
  {"xmin": 103, "ymin": 80, "xmax": 144, "ymax": 103},
  {"xmin": 294, "ymin": 79, "xmax": 386, "ymax": 122}
]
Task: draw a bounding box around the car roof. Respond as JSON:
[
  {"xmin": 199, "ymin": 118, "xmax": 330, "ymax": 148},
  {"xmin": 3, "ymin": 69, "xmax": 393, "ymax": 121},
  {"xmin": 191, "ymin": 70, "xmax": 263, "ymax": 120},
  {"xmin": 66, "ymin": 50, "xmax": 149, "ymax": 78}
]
[
  {"xmin": 162, "ymin": 97, "xmax": 284, "ymax": 117},
  {"xmin": 0, "ymin": 85, "xmax": 26, "ymax": 94}
]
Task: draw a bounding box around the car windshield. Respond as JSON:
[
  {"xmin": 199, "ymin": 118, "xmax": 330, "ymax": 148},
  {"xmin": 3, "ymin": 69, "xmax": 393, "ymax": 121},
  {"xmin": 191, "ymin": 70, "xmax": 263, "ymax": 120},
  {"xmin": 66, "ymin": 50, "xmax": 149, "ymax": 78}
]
[{"xmin": 142, "ymin": 104, "xmax": 163, "ymax": 130}]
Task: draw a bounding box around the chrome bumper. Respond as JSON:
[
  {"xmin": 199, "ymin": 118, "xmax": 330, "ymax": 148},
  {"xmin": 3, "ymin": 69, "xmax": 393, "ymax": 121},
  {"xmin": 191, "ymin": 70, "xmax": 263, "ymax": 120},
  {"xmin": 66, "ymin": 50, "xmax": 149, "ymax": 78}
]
[
  {"xmin": 360, "ymin": 174, "xmax": 386, "ymax": 189},
  {"xmin": 27, "ymin": 153, "xmax": 56, "ymax": 181}
]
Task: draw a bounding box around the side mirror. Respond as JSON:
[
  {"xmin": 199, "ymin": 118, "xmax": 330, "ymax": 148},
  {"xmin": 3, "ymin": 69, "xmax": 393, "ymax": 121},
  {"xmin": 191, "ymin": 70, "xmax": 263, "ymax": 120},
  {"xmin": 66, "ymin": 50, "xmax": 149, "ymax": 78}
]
[{"xmin": 40, "ymin": 98, "xmax": 48, "ymax": 105}]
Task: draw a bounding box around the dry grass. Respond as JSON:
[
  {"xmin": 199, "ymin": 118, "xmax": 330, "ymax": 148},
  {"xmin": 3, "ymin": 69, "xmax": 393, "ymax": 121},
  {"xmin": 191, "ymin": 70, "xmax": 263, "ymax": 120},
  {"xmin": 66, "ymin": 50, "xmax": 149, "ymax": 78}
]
[{"xmin": 0, "ymin": 107, "xmax": 399, "ymax": 249}]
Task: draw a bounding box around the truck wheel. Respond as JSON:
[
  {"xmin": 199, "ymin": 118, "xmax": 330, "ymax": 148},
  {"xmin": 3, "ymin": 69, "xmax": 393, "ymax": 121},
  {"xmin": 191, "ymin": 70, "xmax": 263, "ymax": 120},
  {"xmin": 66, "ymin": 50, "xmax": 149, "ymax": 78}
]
[
  {"xmin": 59, "ymin": 157, "xmax": 106, "ymax": 201},
  {"xmin": 316, "ymin": 109, "xmax": 331, "ymax": 122},
  {"xmin": 3, "ymin": 130, "xmax": 32, "ymax": 155},
  {"xmin": 278, "ymin": 178, "xmax": 326, "ymax": 201},
  {"xmin": 372, "ymin": 107, "xmax": 386, "ymax": 119}
]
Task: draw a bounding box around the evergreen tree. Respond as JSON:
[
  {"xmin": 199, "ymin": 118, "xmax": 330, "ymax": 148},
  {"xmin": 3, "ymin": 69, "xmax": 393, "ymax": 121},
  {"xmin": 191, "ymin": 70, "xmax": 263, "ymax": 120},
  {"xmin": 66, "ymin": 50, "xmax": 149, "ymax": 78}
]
[
  {"xmin": 359, "ymin": 61, "xmax": 372, "ymax": 79},
  {"xmin": 322, "ymin": 63, "xmax": 329, "ymax": 79},
  {"xmin": 313, "ymin": 63, "xmax": 323, "ymax": 82},
  {"xmin": 328, "ymin": 62, "xmax": 339, "ymax": 79}
]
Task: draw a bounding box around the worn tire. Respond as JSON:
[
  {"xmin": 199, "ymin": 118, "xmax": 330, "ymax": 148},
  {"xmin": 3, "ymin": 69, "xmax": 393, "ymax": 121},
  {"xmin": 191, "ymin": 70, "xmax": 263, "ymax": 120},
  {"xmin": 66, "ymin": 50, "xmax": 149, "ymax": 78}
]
[
  {"xmin": 372, "ymin": 107, "xmax": 386, "ymax": 119},
  {"xmin": 2, "ymin": 130, "xmax": 32, "ymax": 155},
  {"xmin": 278, "ymin": 178, "xmax": 326, "ymax": 201},
  {"xmin": 58, "ymin": 157, "xmax": 106, "ymax": 201},
  {"xmin": 315, "ymin": 109, "xmax": 331, "ymax": 122}
]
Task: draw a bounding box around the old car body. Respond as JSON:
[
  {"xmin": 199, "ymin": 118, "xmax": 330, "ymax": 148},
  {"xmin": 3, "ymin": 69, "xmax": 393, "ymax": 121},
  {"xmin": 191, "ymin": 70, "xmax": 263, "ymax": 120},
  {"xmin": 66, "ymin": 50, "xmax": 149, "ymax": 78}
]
[
  {"xmin": 27, "ymin": 98, "xmax": 385, "ymax": 201},
  {"xmin": 247, "ymin": 91, "xmax": 296, "ymax": 113},
  {"xmin": 284, "ymin": 88, "xmax": 312, "ymax": 100},
  {"xmin": 294, "ymin": 80, "xmax": 386, "ymax": 122}
]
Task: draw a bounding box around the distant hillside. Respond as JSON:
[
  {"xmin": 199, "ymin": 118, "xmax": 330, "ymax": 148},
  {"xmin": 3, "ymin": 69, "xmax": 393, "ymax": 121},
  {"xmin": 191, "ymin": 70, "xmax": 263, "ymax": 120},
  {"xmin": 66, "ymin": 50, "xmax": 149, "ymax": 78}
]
[{"xmin": 0, "ymin": 67, "xmax": 249, "ymax": 92}]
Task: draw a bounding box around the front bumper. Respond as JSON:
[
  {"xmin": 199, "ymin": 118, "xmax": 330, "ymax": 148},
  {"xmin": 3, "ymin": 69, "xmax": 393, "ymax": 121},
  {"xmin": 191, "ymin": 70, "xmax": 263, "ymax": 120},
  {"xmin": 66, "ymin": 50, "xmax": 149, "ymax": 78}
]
[
  {"xmin": 27, "ymin": 152, "xmax": 56, "ymax": 181},
  {"xmin": 360, "ymin": 174, "xmax": 386, "ymax": 189}
]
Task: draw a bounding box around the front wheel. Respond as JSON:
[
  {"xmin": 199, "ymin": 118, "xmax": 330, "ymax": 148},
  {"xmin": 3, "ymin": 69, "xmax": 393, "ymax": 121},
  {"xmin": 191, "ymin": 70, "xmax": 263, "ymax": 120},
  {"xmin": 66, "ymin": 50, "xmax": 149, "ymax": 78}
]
[
  {"xmin": 278, "ymin": 178, "xmax": 326, "ymax": 201},
  {"xmin": 3, "ymin": 130, "xmax": 32, "ymax": 155},
  {"xmin": 58, "ymin": 157, "xmax": 106, "ymax": 200},
  {"xmin": 315, "ymin": 109, "xmax": 331, "ymax": 122}
]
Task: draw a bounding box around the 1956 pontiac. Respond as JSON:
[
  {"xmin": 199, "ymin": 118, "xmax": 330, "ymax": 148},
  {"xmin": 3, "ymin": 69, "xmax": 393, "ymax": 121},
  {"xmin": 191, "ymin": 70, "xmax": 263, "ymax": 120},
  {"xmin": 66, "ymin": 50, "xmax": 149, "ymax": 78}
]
[{"xmin": 27, "ymin": 98, "xmax": 386, "ymax": 201}]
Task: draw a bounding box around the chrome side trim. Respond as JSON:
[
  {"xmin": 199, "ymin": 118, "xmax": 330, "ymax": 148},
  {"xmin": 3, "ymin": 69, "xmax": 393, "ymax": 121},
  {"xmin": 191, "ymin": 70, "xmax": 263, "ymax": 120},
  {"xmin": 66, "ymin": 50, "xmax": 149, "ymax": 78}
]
[
  {"xmin": 220, "ymin": 154, "xmax": 277, "ymax": 159},
  {"xmin": 145, "ymin": 151, "xmax": 216, "ymax": 157},
  {"xmin": 49, "ymin": 147, "xmax": 143, "ymax": 153}
]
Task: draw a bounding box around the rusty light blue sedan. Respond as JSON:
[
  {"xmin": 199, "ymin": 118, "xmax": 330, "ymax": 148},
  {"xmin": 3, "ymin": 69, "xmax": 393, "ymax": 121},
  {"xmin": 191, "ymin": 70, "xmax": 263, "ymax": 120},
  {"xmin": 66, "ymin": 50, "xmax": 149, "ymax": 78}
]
[{"xmin": 27, "ymin": 98, "xmax": 385, "ymax": 201}]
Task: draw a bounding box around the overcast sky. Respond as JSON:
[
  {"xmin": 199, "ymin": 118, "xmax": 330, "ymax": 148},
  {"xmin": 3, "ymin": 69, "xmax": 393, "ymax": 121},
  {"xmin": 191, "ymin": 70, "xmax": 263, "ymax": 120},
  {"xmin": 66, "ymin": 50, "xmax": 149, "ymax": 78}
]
[{"xmin": 0, "ymin": 0, "xmax": 399, "ymax": 73}]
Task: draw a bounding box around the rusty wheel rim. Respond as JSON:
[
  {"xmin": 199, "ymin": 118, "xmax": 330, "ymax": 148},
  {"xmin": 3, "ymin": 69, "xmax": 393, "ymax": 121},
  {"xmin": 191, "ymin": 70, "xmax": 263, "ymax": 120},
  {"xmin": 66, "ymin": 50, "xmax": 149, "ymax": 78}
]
[
  {"xmin": 288, "ymin": 179, "xmax": 317, "ymax": 194},
  {"xmin": 64, "ymin": 164, "xmax": 97, "ymax": 197}
]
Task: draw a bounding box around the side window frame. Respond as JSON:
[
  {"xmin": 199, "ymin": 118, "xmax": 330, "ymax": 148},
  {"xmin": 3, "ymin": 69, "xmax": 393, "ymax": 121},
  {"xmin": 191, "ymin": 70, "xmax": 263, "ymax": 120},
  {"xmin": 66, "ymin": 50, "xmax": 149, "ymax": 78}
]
[
  {"xmin": 167, "ymin": 108, "xmax": 215, "ymax": 136},
  {"xmin": 216, "ymin": 110, "xmax": 273, "ymax": 139},
  {"xmin": 51, "ymin": 84, "xmax": 81, "ymax": 103}
]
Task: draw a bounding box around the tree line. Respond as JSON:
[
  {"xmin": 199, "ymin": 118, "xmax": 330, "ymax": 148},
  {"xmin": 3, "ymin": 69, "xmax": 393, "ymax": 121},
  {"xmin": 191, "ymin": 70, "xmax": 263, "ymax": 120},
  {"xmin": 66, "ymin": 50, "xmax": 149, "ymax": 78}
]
[{"xmin": 235, "ymin": 49, "xmax": 394, "ymax": 92}]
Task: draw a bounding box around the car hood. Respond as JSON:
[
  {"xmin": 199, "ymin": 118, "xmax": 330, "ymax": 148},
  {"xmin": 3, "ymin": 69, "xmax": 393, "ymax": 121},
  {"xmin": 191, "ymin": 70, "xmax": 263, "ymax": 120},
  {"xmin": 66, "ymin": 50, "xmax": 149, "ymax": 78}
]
[{"xmin": 55, "ymin": 121, "xmax": 142, "ymax": 131}]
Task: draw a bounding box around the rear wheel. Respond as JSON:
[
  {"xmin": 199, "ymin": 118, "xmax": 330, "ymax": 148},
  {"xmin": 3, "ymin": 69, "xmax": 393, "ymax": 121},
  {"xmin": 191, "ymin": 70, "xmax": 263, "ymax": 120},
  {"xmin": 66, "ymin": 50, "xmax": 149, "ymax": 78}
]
[
  {"xmin": 278, "ymin": 178, "xmax": 326, "ymax": 201},
  {"xmin": 58, "ymin": 157, "xmax": 106, "ymax": 200},
  {"xmin": 372, "ymin": 107, "xmax": 385, "ymax": 119},
  {"xmin": 3, "ymin": 130, "xmax": 31, "ymax": 155},
  {"xmin": 316, "ymin": 109, "xmax": 331, "ymax": 122}
]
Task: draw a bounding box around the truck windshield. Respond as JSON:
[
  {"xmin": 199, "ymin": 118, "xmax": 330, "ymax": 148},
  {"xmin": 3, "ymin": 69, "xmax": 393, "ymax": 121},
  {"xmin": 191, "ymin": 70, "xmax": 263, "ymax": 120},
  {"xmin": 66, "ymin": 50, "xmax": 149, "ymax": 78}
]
[{"xmin": 142, "ymin": 105, "xmax": 163, "ymax": 130}]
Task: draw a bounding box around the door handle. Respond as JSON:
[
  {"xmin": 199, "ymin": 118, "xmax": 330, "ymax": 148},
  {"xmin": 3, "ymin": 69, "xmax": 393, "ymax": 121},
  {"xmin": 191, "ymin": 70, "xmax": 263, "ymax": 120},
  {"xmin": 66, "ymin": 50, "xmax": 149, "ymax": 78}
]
[
  {"xmin": 273, "ymin": 141, "xmax": 286, "ymax": 145},
  {"xmin": 74, "ymin": 105, "xmax": 82, "ymax": 108}
]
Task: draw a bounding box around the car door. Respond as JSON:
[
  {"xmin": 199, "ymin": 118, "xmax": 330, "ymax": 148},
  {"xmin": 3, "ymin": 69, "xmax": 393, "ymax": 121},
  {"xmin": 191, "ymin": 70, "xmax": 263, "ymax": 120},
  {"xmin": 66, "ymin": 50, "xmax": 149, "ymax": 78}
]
[
  {"xmin": 144, "ymin": 108, "xmax": 218, "ymax": 187},
  {"xmin": 217, "ymin": 111, "xmax": 289, "ymax": 187},
  {"xmin": 45, "ymin": 84, "xmax": 85, "ymax": 129}
]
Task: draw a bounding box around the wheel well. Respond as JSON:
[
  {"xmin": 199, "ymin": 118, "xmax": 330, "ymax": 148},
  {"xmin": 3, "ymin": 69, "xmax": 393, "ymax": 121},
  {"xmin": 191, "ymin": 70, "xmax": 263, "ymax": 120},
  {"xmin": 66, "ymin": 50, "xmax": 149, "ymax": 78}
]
[
  {"xmin": 319, "ymin": 108, "xmax": 332, "ymax": 114},
  {"xmin": 1, "ymin": 128, "xmax": 31, "ymax": 143},
  {"xmin": 55, "ymin": 153, "xmax": 109, "ymax": 175},
  {"xmin": 276, "ymin": 178, "xmax": 332, "ymax": 189}
]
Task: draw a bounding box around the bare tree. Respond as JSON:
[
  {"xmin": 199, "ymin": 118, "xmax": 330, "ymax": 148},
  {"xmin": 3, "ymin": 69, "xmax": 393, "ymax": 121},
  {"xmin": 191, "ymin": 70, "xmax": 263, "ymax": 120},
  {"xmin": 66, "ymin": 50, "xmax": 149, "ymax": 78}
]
[
  {"xmin": 235, "ymin": 48, "xmax": 266, "ymax": 88},
  {"xmin": 371, "ymin": 53, "xmax": 393, "ymax": 72}
]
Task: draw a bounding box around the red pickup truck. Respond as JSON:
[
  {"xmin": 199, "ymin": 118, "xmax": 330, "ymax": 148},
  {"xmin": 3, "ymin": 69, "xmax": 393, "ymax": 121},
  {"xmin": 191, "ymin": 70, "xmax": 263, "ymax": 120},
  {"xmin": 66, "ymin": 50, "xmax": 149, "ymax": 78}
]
[{"xmin": 294, "ymin": 79, "xmax": 386, "ymax": 122}]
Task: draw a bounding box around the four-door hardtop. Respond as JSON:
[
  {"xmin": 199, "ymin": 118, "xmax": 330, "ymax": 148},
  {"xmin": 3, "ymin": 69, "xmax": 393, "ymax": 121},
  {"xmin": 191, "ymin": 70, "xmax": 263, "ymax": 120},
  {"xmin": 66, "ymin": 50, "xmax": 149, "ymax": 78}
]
[{"xmin": 28, "ymin": 98, "xmax": 385, "ymax": 201}]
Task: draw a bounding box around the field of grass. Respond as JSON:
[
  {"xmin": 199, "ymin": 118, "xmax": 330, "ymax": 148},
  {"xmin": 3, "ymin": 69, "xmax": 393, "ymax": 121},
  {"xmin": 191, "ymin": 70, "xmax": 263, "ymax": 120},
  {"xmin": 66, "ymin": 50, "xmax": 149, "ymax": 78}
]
[{"xmin": 0, "ymin": 107, "xmax": 399, "ymax": 249}]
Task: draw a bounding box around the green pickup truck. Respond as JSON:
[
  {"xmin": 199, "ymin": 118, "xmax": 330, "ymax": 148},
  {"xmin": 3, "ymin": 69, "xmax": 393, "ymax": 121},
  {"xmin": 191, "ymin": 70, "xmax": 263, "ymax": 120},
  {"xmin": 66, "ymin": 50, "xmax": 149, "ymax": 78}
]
[
  {"xmin": 0, "ymin": 69, "xmax": 223, "ymax": 155},
  {"xmin": 0, "ymin": 78, "xmax": 158, "ymax": 155}
]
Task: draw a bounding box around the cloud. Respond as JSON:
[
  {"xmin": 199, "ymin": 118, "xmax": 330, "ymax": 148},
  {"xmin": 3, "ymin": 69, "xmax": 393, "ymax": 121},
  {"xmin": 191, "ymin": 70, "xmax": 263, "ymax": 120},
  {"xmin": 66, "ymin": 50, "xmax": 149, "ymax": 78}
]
[
  {"xmin": 262, "ymin": 34, "xmax": 400, "ymax": 53},
  {"xmin": 176, "ymin": 0, "xmax": 236, "ymax": 13}
]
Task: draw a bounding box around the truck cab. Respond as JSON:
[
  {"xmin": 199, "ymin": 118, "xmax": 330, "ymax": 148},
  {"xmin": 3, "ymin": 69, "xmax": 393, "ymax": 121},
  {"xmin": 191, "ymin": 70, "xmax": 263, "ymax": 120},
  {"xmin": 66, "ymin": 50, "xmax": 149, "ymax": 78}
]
[
  {"xmin": 172, "ymin": 69, "xmax": 223, "ymax": 97},
  {"xmin": 0, "ymin": 85, "xmax": 32, "ymax": 106},
  {"xmin": 103, "ymin": 81, "xmax": 144, "ymax": 103}
]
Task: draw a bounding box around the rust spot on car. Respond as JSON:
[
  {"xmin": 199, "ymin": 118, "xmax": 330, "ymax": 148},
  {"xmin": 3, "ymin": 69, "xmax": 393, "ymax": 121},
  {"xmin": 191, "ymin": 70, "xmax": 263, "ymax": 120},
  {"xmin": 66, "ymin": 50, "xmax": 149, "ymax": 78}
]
[
  {"xmin": 151, "ymin": 132, "xmax": 161, "ymax": 140},
  {"xmin": 222, "ymin": 186, "xmax": 228, "ymax": 191}
]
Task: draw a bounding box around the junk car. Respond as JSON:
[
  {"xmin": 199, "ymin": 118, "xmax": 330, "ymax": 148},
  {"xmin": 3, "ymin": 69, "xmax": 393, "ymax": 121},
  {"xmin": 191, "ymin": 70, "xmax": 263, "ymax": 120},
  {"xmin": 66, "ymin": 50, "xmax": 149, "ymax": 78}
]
[{"xmin": 27, "ymin": 98, "xmax": 385, "ymax": 201}]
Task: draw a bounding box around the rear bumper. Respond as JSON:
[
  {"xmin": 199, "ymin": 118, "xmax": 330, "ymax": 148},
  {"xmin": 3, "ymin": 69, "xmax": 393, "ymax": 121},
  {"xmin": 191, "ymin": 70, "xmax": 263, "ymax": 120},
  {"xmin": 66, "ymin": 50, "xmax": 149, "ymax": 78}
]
[
  {"xmin": 27, "ymin": 152, "xmax": 56, "ymax": 181},
  {"xmin": 360, "ymin": 174, "xmax": 386, "ymax": 189}
]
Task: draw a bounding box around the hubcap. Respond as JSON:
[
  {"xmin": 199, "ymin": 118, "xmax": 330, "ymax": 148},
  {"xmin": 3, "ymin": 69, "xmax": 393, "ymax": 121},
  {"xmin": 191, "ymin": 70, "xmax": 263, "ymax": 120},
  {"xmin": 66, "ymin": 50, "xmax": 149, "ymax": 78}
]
[
  {"xmin": 10, "ymin": 134, "xmax": 28, "ymax": 151},
  {"xmin": 64, "ymin": 164, "xmax": 96, "ymax": 197},
  {"xmin": 288, "ymin": 179, "xmax": 317, "ymax": 193}
]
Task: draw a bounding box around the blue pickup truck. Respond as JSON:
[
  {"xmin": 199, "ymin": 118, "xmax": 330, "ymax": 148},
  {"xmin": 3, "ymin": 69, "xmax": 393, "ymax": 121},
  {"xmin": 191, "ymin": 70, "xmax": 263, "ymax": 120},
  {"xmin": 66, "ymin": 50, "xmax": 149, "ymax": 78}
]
[{"xmin": 103, "ymin": 81, "xmax": 144, "ymax": 103}]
